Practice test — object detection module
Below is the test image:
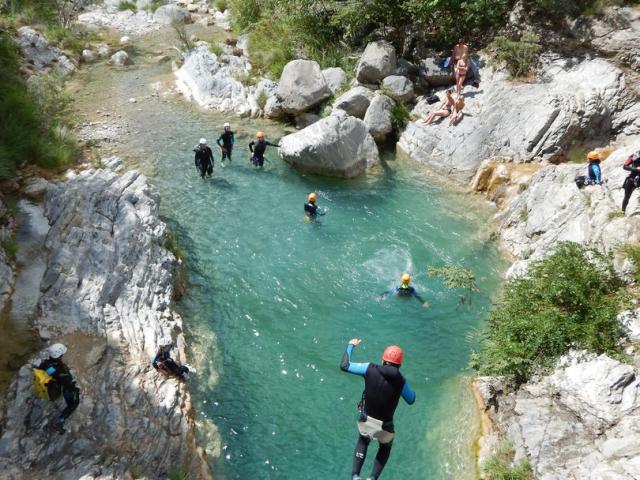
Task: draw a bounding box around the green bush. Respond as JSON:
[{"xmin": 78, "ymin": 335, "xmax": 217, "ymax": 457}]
[
  {"xmin": 482, "ymin": 442, "xmax": 532, "ymax": 480},
  {"xmin": 1, "ymin": 238, "xmax": 18, "ymax": 261},
  {"xmin": 621, "ymin": 244, "xmax": 640, "ymax": 283},
  {"xmin": 257, "ymin": 90, "xmax": 268, "ymax": 110},
  {"xmin": 390, "ymin": 100, "xmax": 410, "ymax": 134},
  {"xmin": 208, "ymin": 43, "xmax": 224, "ymax": 57},
  {"xmin": 118, "ymin": 1, "xmax": 137, "ymax": 11},
  {"xmin": 247, "ymin": 20, "xmax": 295, "ymax": 79},
  {"xmin": 215, "ymin": 0, "xmax": 228, "ymax": 12},
  {"xmin": 472, "ymin": 242, "xmax": 628, "ymax": 384},
  {"xmin": 488, "ymin": 32, "xmax": 542, "ymax": 78}
]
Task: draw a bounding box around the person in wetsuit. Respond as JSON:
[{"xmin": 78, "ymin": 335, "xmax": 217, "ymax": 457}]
[
  {"xmin": 194, "ymin": 138, "xmax": 214, "ymax": 178},
  {"xmin": 152, "ymin": 338, "xmax": 192, "ymax": 380},
  {"xmin": 38, "ymin": 343, "xmax": 80, "ymax": 434},
  {"xmin": 587, "ymin": 150, "xmax": 603, "ymax": 185},
  {"xmin": 249, "ymin": 131, "xmax": 279, "ymax": 167},
  {"xmin": 340, "ymin": 339, "xmax": 416, "ymax": 480},
  {"xmin": 216, "ymin": 122, "xmax": 235, "ymax": 162},
  {"xmin": 622, "ymin": 149, "xmax": 640, "ymax": 213},
  {"xmin": 304, "ymin": 192, "xmax": 326, "ymax": 219},
  {"xmin": 381, "ymin": 273, "xmax": 429, "ymax": 307}
]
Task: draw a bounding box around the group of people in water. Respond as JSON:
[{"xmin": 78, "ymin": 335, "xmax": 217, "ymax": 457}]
[{"xmin": 421, "ymin": 38, "xmax": 478, "ymax": 127}]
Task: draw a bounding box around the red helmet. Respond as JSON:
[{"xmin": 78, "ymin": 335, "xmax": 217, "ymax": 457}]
[{"xmin": 382, "ymin": 345, "xmax": 404, "ymax": 366}]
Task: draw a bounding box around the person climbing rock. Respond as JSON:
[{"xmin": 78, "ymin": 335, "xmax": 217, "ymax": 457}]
[
  {"xmin": 152, "ymin": 338, "xmax": 195, "ymax": 380},
  {"xmin": 340, "ymin": 339, "xmax": 416, "ymax": 480},
  {"xmin": 381, "ymin": 273, "xmax": 429, "ymax": 307},
  {"xmin": 216, "ymin": 122, "xmax": 235, "ymax": 162},
  {"xmin": 587, "ymin": 150, "xmax": 603, "ymax": 185},
  {"xmin": 194, "ymin": 138, "xmax": 214, "ymax": 178},
  {"xmin": 622, "ymin": 149, "xmax": 640, "ymax": 213},
  {"xmin": 304, "ymin": 192, "xmax": 326, "ymax": 219},
  {"xmin": 37, "ymin": 343, "xmax": 80, "ymax": 434},
  {"xmin": 249, "ymin": 131, "xmax": 279, "ymax": 168}
]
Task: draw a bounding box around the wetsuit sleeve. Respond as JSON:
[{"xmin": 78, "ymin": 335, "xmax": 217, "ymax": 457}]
[
  {"xmin": 230, "ymin": 133, "xmax": 235, "ymax": 146},
  {"xmin": 412, "ymin": 290, "xmax": 426, "ymax": 304},
  {"xmin": 595, "ymin": 164, "xmax": 601, "ymax": 183},
  {"xmin": 216, "ymin": 134, "xmax": 223, "ymax": 147},
  {"xmin": 340, "ymin": 344, "xmax": 369, "ymax": 376},
  {"xmin": 208, "ymin": 148, "xmax": 214, "ymax": 163},
  {"xmin": 194, "ymin": 150, "xmax": 198, "ymax": 167},
  {"xmin": 401, "ymin": 382, "xmax": 416, "ymax": 404},
  {"xmin": 267, "ymin": 141, "xmax": 279, "ymax": 147},
  {"xmin": 249, "ymin": 140, "xmax": 254, "ymax": 153}
]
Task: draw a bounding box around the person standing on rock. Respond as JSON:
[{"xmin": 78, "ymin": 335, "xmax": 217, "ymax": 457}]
[
  {"xmin": 340, "ymin": 339, "xmax": 416, "ymax": 480},
  {"xmin": 380, "ymin": 273, "xmax": 429, "ymax": 307},
  {"xmin": 451, "ymin": 38, "xmax": 480, "ymax": 89},
  {"xmin": 38, "ymin": 343, "xmax": 80, "ymax": 434},
  {"xmin": 194, "ymin": 138, "xmax": 214, "ymax": 178},
  {"xmin": 622, "ymin": 149, "xmax": 640, "ymax": 213},
  {"xmin": 216, "ymin": 122, "xmax": 235, "ymax": 162},
  {"xmin": 249, "ymin": 131, "xmax": 279, "ymax": 168}
]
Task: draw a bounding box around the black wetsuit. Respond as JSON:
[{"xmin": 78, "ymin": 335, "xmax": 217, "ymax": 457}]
[
  {"xmin": 341, "ymin": 344, "xmax": 415, "ymax": 480},
  {"xmin": 194, "ymin": 145, "xmax": 214, "ymax": 178},
  {"xmin": 622, "ymin": 152, "xmax": 640, "ymax": 213},
  {"xmin": 38, "ymin": 358, "xmax": 80, "ymax": 424},
  {"xmin": 304, "ymin": 201, "xmax": 318, "ymax": 218},
  {"xmin": 249, "ymin": 139, "xmax": 278, "ymax": 167},
  {"xmin": 216, "ymin": 131, "xmax": 235, "ymax": 161},
  {"xmin": 152, "ymin": 345, "xmax": 189, "ymax": 378},
  {"xmin": 395, "ymin": 285, "xmax": 426, "ymax": 304}
]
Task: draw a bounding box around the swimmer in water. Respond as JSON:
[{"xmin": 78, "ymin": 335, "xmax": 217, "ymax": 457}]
[
  {"xmin": 380, "ymin": 273, "xmax": 429, "ymax": 307},
  {"xmin": 304, "ymin": 192, "xmax": 326, "ymax": 220}
]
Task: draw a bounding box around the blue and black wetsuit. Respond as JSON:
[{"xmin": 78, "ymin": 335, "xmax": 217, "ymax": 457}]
[
  {"xmin": 304, "ymin": 202, "xmax": 326, "ymax": 219},
  {"xmin": 340, "ymin": 343, "xmax": 415, "ymax": 480},
  {"xmin": 622, "ymin": 151, "xmax": 640, "ymax": 212},
  {"xmin": 152, "ymin": 344, "xmax": 189, "ymax": 378},
  {"xmin": 216, "ymin": 131, "xmax": 235, "ymax": 161},
  {"xmin": 588, "ymin": 160, "xmax": 602, "ymax": 185},
  {"xmin": 394, "ymin": 285, "xmax": 426, "ymax": 305},
  {"xmin": 38, "ymin": 358, "xmax": 80, "ymax": 426},
  {"xmin": 249, "ymin": 139, "xmax": 278, "ymax": 167}
]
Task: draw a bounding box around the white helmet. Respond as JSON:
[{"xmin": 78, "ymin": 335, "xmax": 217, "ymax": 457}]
[
  {"xmin": 223, "ymin": 122, "xmax": 230, "ymax": 128},
  {"xmin": 199, "ymin": 138, "xmax": 207, "ymax": 145},
  {"xmin": 48, "ymin": 343, "xmax": 67, "ymax": 359},
  {"xmin": 159, "ymin": 337, "xmax": 173, "ymax": 347}
]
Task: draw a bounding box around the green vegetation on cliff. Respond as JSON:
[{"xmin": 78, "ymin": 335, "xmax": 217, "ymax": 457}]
[{"xmin": 472, "ymin": 242, "xmax": 628, "ymax": 384}]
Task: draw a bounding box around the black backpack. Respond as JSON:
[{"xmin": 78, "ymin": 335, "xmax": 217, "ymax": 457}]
[{"xmin": 575, "ymin": 175, "xmax": 588, "ymax": 188}]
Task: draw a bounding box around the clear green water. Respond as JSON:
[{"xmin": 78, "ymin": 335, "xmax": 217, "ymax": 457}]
[{"xmin": 71, "ymin": 30, "xmax": 504, "ymax": 479}]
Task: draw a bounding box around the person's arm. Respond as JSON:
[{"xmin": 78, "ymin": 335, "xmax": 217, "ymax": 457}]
[
  {"xmin": 595, "ymin": 164, "xmax": 602, "ymax": 184},
  {"xmin": 401, "ymin": 382, "xmax": 416, "ymax": 405},
  {"xmin": 410, "ymin": 289, "xmax": 429, "ymax": 307},
  {"xmin": 194, "ymin": 150, "xmax": 199, "ymax": 167},
  {"xmin": 340, "ymin": 339, "xmax": 369, "ymax": 376},
  {"xmin": 208, "ymin": 148, "xmax": 214, "ymax": 163},
  {"xmin": 249, "ymin": 140, "xmax": 254, "ymax": 153},
  {"xmin": 379, "ymin": 287, "xmax": 396, "ymax": 299},
  {"xmin": 230, "ymin": 132, "xmax": 235, "ymax": 146},
  {"xmin": 216, "ymin": 134, "xmax": 223, "ymax": 147},
  {"xmin": 267, "ymin": 141, "xmax": 280, "ymax": 148}
]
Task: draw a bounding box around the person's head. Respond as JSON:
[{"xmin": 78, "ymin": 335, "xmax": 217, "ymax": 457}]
[
  {"xmin": 401, "ymin": 273, "xmax": 411, "ymax": 286},
  {"xmin": 458, "ymin": 37, "xmax": 465, "ymax": 45},
  {"xmin": 256, "ymin": 131, "xmax": 265, "ymax": 140},
  {"xmin": 382, "ymin": 345, "xmax": 404, "ymax": 368},
  {"xmin": 199, "ymin": 138, "xmax": 207, "ymax": 146},
  {"xmin": 224, "ymin": 122, "xmax": 230, "ymax": 131},
  {"xmin": 159, "ymin": 337, "xmax": 172, "ymax": 350},
  {"xmin": 446, "ymin": 89, "xmax": 453, "ymax": 97},
  {"xmin": 587, "ymin": 150, "xmax": 601, "ymax": 162},
  {"xmin": 308, "ymin": 192, "xmax": 317, "ymax": 203},
  {"xmin": 48, "ymin": 343, "xmax": 67, "ymax": 360}
]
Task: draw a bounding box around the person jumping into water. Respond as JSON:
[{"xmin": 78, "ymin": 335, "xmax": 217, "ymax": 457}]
[
  {"xmin": 340, "ymin": 339, "xmax": 416, "ymax": 480},
  {"xmin": 304, "ymin": 192, "xmax": 326, "ymax": 220},
  {"xmin": 381, "ymin": 273, "xmax": 429, "ymax": 307},
  {"xmin": 249, "ymin": 131, "xmax": 279, "ymax": 168},
  {"xmin": 216, "ymin": 122, "xmax": 235, "ymax": 162},
  {"xmin": 194, "ymin": 138, "xmax": 214, "ymax": 178}
]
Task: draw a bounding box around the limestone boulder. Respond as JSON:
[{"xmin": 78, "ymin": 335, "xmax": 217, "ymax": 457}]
[
  {"xmin": 333, "ymin": 86, "xmax": 375, "ymax": 119},
  {"xmin": 279, "ymin": 110, "xmax": 379, "ymax": 178},
  {"xmin": 382, "ymin": 75, "xmax": 415, "ymax": 103},
  {"xmin": 364, "ymin": 94, "xmax": 395, "ymax": 142},
  {"xmin": 356, "ymin": 41, "xmax": 397, "ymax": 84},
  {"xmin": 322, "ymin": 67, "xmax": 347, "ymax": 94},
  {"xmin": 16, "ymin": 27, "xmax": 76, "ymax": 76},
  {"xmin": 109, "ymin": 50, "xmax": 130, "ymax": 66},
  {"xmin": 277, "ymin": 60, "xmax": 332, "ymax": 114},
  {"xmin": 154, "ymin": 4, "xmax": 192, "ymax": 25}
]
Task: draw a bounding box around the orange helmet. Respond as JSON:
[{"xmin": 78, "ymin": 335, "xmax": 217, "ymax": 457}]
[
  {"xmin": 382, "ymin": 345, "xmax": 404, "ymax": 366},
  {"xmin": 308, "ymin": 192, "xmax": 317, "ymax": 203},
  {"xmin": 587, "ymin": 150, "xmax": 601, "ymax": 161},
  {"xmin": 401, "ymin": 273, "xmax": 411, "ymax": 285}
]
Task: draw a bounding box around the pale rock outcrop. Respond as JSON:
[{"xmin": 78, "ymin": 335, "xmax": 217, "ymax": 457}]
[
  {"xmin": 400, "ymin": 58, "xmax": 640, "ymax": 182},
  {"xmin": 154, "ymin": 4, "xmax": 192, "ymax": 25},
  {"xmin": 109, "ymin": 50, "xmax": 131, "ymax": 66},
  {"xmin": 498, "ymin": 140, "xmax": 640, "ymax": 277},
  {"xmin": 382, "ymin": 75, "xmax": 415, "ymax": 103},
  {"xmin": 96, "ymin": 43, "xmax": 111, "ymax": 58},
  {"xmin": 279, "ymin": 110, "xmax": 379, "ymax": 178},
  {"xmin": 0, "ymin": 160, "xmax": 211, "ymax": 479},
  {"xmin": 333, "ymin": 86, "xmax": 375, "ymax": 119},
  {"xmin": 81, "ymin": 49, "xmax": 97, "ymax": 63},
  {"xmin": 16, "ymin": 27, "xmax": 76, "ymax": 76},
  {"xmin": 364, "ymin": 94, "xmax": 395, "ymax": 142},
  {"xmin": 78, "ymin": 8, "xmax": 161, "ymax": 36},
  {"xmin": 322, "ymin": 67, "xmax": 348, "ymax": 94},
  {"xmin": 477, "ymin": 352, "xmax": 640, "ymax": 480},
  {"xmin": 277, "ymin": 60, "xmax": 332, "ymax": 114},
  {"xmin": 356, "ymin": 40, "xmax": 397, "ymax": 84}
]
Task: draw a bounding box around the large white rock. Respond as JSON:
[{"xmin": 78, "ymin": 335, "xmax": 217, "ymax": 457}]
[
  {"xmin": 16, "ymin": 27, "xmax": 76, "ymax": 76},
  {"xmin": 382, "ymin": 75, "xmax": 415, "ymax": 103},
  {"xmin": 333, "ymin": 86, "xmax": 375, "ymax": 119},
  {"xmin": 109, "ymin": 50, "xmax": 130, "ymax": 66},
  {"xmin": 154, "ymin": 4, "xmax": 192, "ymax": 25},
  {"xmin": 356, "ymin": 40, "xmax": 397, "ymax": 84},
  {"xmin": 78, "ymin": 7, "xmax": 160, "ymax": 35},
  {"xmin": 399, "ymin": 58, "xmax": 640, "ymax": 182},
  {"xmin": 364, "ymin": 94, "xmax": 394, "ymax": 142},
  {"xmin": 322, "ymin": 67, "xmax": 347, "ymax": 94},
  {"xmin": 279, "ymin": 110, "xmax": 379, "ymax": 178},
  {"xmin": 277, "ymin": 60, "xmax": 332, "ymax": 114}
]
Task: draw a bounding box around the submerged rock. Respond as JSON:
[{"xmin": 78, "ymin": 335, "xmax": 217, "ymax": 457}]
[
  {"xmin": 277, "ymin": 59, "xmax": 332, "ymax": 114},
  {"xmin": 279, "ymin": 110, "xmax": 379, "ymax": 178}
]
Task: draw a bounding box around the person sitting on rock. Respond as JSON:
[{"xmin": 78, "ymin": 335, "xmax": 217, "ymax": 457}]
[
  {"xmin": 38, "ymin": 343, "xmax": 80, "ymax": 434},
  {"xmin": 194, "ymin": 138, "xmax": 214, "ymax": 178},
  {"xmin": 216, "ymin": 122, "xmax": 235, "ymax": 162},
  {"xmin": 449, "ymin": 95, "xmax": 465, "ymax": 126},
  {"xmin": 380, "ymin": 273, "xmax": 429, "ymax": 308},
  {"xmin": 249, "ymin": 131, "xmax": 279, "ymax": 168},
  {"xmin": 587, "ymin": 150, "xmax": 603, "ymax": 185},
  {"xmin": 622, "ymin": 149, "xmax": 640, "ymax": 213},
  {"xmin": 304, "ymin": 192, "xmax": 326, "ymax": 220},
  {"xmin": 152, "ymin": 338, "xmax": 194, "ymax": 380},
  {"xmin": 421, "ymin": 89, "xmax": 455, "ymax": 125}
]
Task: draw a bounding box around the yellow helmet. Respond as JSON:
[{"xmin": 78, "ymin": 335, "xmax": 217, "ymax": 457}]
[
  {"xmin": 308, "ymin": 192, "xmax": 317, "ymax": 203},
  {"xmin": 587, "ymin": 150, "xmax": 601, "ymax": 161},
  {"xmin": 256, "ymin": 131, "xmax": 265, "ymax": 139},
  {"xmin": 401, "ymin": 273, "xmax": 411, "ymax": 285}
]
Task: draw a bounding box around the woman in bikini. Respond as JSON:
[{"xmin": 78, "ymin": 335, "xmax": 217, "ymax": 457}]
[
  {"xmin": 421, "ymin": 89, "xmax": 455, "ymax": 125},
  {"xmin": 455, "ymin": 57, "xmax": 469, "ymax": 97}
]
